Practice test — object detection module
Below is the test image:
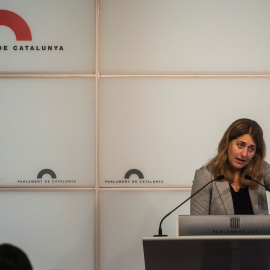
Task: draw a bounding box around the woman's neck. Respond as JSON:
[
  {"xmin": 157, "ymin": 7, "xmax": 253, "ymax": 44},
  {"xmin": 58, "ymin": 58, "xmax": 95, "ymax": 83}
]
[{"xmin": 231, "ymin": 171, "xmax": 241, "ymax": 192}]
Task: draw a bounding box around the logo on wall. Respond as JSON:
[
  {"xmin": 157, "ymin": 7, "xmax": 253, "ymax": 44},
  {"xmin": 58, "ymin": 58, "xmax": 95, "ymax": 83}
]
[
  {"xmin": 0, "ymin": 10, "xmax": 32, "ymax": 41},
  {"xmin": 0, "ymin": 9, "xmax": 64, "ymax": 51},
  {"xmin": 37, "ymin": 169, "xmax": 57, "ymax": 179},
  {"xmin": 124, "ymin": 169, "xmax": 144, "ymax": 179},
  {"xmin": 105, "ymin": 169, "xmax": 164, "ymax": 185},
  {"xmin": 17, "ymin": 169, "xmax": 77, "ymax": 185}
]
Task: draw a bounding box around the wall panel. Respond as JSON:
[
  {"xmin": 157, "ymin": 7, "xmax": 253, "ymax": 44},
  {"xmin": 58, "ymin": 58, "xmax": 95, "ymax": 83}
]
[
  {"xmin": 0, "ymin": 190, "xmax": 95, "ymax": 270},
  {"xmin": 100, "ymin": 78, "xmax": 270, "ymax": 187},
  {"xmin": 99, "ymin": 190, "xmax": 190, "ymax": 270},
  {"xmin": 0, "ymin": 78, "xmax": 96, "ymax": 187},
  {"xmin": 100, "ymin": 0, "xmax": 270, "ymax": 73},
  {"xmin": 0, "ymin": 0, "xmax": 95, "ymax": 72}
]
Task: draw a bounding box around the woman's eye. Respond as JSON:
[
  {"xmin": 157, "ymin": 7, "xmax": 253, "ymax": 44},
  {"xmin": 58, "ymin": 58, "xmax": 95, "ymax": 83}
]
[
  {"xmin": 249, "ymin": 147, "xmax": 255, "ymax": 152},
  {"xmin": 238, "ymin": 143, "xmax": 244, "ymax": 148}
]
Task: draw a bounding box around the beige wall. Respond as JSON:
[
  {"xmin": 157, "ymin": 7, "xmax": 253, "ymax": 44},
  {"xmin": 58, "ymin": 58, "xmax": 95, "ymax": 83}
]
[{"xmin": 1, "ymin": 1, "xmax": 270, "ymax": 269}]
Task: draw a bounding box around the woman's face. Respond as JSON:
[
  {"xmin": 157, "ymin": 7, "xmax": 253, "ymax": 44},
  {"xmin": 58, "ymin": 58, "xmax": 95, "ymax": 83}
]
[{"xmin": 228, "ymin": 134, "xmax": 256, "ymax": 171}]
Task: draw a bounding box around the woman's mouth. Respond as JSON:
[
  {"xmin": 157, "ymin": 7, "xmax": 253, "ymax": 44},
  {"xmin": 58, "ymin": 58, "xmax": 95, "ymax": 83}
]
[{"xmin": 236, "ymin": 158, "xmax": 245, "ymax": 164}]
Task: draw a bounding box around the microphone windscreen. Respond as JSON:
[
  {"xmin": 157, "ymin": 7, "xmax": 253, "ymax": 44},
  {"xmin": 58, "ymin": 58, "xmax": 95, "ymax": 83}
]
[{"xmin": 245, "ymin": 174, "xmax": 253, "ymax": 180}]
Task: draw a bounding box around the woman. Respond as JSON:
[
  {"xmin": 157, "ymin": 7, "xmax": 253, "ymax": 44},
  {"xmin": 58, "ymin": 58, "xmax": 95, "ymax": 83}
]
[{"xmin": 190, "ymin": 118, "xmax": 270, "ymax": 215}]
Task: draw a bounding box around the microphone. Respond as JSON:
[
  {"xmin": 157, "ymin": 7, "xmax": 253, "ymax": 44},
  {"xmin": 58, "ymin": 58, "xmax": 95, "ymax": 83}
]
[
  {"xmin": 245, "ymin": 174, "xmax": 269, "ymax": 191},
  {"xmin": 154, "ymin": 175, "xmax": 224, "ymax": 237}
]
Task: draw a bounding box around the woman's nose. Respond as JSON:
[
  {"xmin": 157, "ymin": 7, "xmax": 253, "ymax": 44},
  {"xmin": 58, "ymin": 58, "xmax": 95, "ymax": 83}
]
[{"xmin": 241, "ymin": 147, "xmax": 248, "ymax": 157}]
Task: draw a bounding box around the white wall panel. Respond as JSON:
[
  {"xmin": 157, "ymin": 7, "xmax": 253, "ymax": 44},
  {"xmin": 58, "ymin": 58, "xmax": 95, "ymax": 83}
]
[
  {"xmin": 0, "ymin": 78, "xmax": 95, "ymax": 187},
  {"xmin": 0, "ymin": 0, "xmax": 95, "ymax": 72},
  {"xmin": 0, "ymin": 190, "xmax": 95, "ymax": 270},
  {"xmin": 100, "ymin": 0, "xmax": 270, "ymax": 73},
  {"xmin": 100, "ymin": 78, "xmax": 270, "ymax": 187},
  {"xmin": 100, "ymin": 190, "xmax": 190, "ymax": 270}
]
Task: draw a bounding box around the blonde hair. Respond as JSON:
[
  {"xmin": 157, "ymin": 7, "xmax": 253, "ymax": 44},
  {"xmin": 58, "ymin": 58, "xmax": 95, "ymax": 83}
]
[{"xmin": 208, "ymin": 119, "xmax": 266, "ymax": 188}]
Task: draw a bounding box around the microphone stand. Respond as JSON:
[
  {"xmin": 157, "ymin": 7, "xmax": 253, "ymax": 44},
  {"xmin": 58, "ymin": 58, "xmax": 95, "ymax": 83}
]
[
  {"xmin": 154, "ymin": 175, "xmax": 224, "ymax": 237},
  {"xmin": 245, "ymin": 174, "xmax": 269, "ymax": 191}
]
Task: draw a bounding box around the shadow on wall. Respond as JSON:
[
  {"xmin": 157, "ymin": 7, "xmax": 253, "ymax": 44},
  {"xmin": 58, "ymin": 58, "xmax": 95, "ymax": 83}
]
[{"xmin": 0, "ymin": 243, "xmax": 33, "ymax": 270}]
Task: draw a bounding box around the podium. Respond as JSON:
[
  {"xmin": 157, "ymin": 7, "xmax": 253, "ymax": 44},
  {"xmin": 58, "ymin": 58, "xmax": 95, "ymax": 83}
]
[
  {"xmin": 144, "ymin": 215, "xmax": 270, "ymax": 270},
  {"xmin": 143, "ymin": 235, "xmax": 270, "ymax": 270}
]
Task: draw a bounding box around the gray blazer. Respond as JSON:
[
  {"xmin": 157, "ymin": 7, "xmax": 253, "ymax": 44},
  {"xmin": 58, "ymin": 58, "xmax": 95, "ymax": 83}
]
[{"xmin": 190, "ymin": 162, "xmax": 270, "ymax": 215}]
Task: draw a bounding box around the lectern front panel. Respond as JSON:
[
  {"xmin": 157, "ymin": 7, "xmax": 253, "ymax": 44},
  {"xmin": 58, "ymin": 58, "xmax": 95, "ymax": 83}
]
[{"xmin": 143, "ymin": 236, "xmax": 270, "ymax": 270}]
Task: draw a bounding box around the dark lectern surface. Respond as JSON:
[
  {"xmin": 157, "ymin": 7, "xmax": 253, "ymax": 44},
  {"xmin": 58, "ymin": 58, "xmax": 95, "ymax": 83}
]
[{"xmin": 143, "ymin": 236, "xmax": 270, "ymax": 270}]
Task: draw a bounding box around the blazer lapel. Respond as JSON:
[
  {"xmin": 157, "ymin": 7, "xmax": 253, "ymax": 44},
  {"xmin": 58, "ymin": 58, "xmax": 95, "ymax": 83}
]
[
  {"xmin": 215, "ymin": 181, "xmax": 234, "ymax": 214},
  {"xmin": 249, "ymin": 187, "xmax": 259, "ymax": 214}
]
